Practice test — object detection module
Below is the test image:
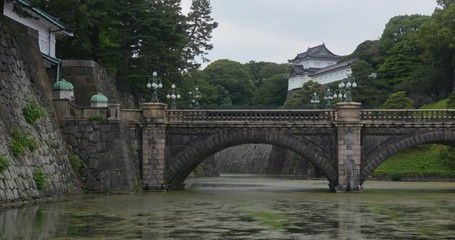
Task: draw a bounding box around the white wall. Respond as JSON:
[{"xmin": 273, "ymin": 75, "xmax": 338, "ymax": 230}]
[
  {"xmin": 287, "ymin": 66, "xmax": 352, "ymax": 90},
  {"xmin": 313, "ymin": 67, "xmax": 352, "ymax": 85},
  {"xmin": 300, "ymin": 59, "xmax": 337, "ymax": 69}
]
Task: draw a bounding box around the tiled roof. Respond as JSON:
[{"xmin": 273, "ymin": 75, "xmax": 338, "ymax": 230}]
[
  {"xmin": 16, "ymin": 0, "xmax": 75, "ymax": 36},
  {"xmin": 288, "ymin": 43, "xmax": 341, "ymax": 63},
  {"xmin": 310, "ymin": 58, "xmax": 357, "ymax": 76}
]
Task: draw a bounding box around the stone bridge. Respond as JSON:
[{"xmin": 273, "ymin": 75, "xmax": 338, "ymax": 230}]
[{"xmin": 54, "ymin": 100, "xmax": 455, "ymax": 192}]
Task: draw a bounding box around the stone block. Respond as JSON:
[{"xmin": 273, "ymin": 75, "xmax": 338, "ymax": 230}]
[
  {"xmin": 96, "ymin": 142, "xmax": 107, "ymax": 153},
  {"xmin": 102, "ymin": 125, "xmax": 112, "ymax": 133},
  {"xmin": 89, "ymin": 131, "xmax": 101, "ymax": 143}
]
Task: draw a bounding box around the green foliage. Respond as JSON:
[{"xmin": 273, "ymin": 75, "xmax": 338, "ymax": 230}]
[
  {"xmin": 88, "ymin": 114, "xmax": 106, "ymax": 122},
  {"xmin": 185, "ymin": 0, "xmax": 218, "ymax": 67},
  {"xmin": 22, "ymin": 100, "xmax": 46, "ymax": 124},
  {"xmin": 284, "ymin": 80, "xmax": 321, "ymax": 107},
  {"xmin": 192, "ymin": 164, "xmax": 204, "ymax": 177},
  {"xmin": 381, "ymin": 91, "xmax": 414, "ymax": 109},
  {"xmin": 30, "ymin": 0, "xmax": 218, "ymax": 96},
  {"xmin": 33, "ymin": 168, "xmax": 48, "ymax": 190},
  {"xmin": 448, "ymin": 90, "xmax": 455, "ymax": 108},
  {"xmin": 10, "ymin": 128, "xmax": 38, "ymax": 156},
  {"xmin": 10, "ymin": 140, "xmax": 25, "ymax": 157},
  {"xmin": 420, "ymin": 99, "xmax": 448, "ymax": 109},
  {"xmin": 203, "ymin": 59, "xmax": 256, "ymax": 105},
  {"xmin": 373, "ymin": 144, "xmax": 455, "ymax": 178},
  {"xmin": 419, "ymin": 3, "xmax": 455, "ymax": 91},
  {"xmin": 248, "ymin": 211, "xmax": 287, "ymax": 229},
  {"xmin": 253, "ymin": 75, "xmax": 288, "ymax": 106},
  {"xmin": 133, "ymin": 177, "xmax": 141, "ymax": 192},
  {"xmin": 439, "ymin": 148, "xmax": 455, "ymax": 169},
  {"xmin": 0, "ymin": 155, "xmax": 10, "ymax": 172},
  {"xmin": 68, "ymin": 154, "xmax": 83, "ymax": 171}
]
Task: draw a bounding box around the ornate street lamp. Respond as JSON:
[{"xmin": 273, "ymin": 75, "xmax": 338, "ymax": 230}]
[
  {"xmin": 333, "ymin": 77, "xmax": 357, "ymax": 102},
  {"xmin": 193, "ymin": 87, "xmax": 201, "ymax": 109},
  {"xmin": 310, "ymin": 91, "xmax": 320, "ymax": 109},
  {"xmin": 324, "ymin": 88, "xmax": 334, "ymax": 108},
  {"xmin": 146, "ymin": 71, "xmax": 163, "ymax": 102},
  {"xmin": 166, "ymin": 84, "xmax": 181, "ymax": 109}
]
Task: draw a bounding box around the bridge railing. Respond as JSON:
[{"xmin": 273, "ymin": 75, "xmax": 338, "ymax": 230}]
[
  {"xmin": 361, "ymin": 109, "xmax": 455, "ymax": 123},
  {"xmin": 166, "ymin": 109, "xmax": 336, "ymax": 123}
]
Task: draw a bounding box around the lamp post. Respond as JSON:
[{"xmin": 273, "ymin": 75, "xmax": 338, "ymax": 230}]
[
  {"xmin": 324, "ymin": 88, "xmax": 334, "ymax": 108},
  {"xmin": 333, "ymin": 77, "xmax": 357, "ymax": 102},
  {"xmin": 193, "ymin": 87, "xmax": 201, "ymax": 109},
  {"xmin": 146, "ymin": 71, "xmax": 163, "ymax": 102},
  {"xmin": 166, "ymin": 84, "xmax": 181, "ymax": 109},
  {"xmin": 310, "ymin": 91, "xmax": 320, "ymax": 109}
]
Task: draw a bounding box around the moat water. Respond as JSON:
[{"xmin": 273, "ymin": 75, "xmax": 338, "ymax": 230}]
[{"xmin": 1, "ymin": 175, "xmax": 454, "ymax": 239}]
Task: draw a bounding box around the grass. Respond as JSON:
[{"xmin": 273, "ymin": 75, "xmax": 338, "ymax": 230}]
[
  {"xmin": 373, "ymin": 97, "xmax": 455, "ymax": 179},
  {"xmin": 419, "ymin": 99, "xmax": 448, "ymax": 109},
  {"xmin": 373, "ymin": 144, "xmax": 455, "ymax": 178}
]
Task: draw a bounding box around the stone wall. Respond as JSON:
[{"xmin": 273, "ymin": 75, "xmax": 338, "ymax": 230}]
[
  {"xmin": 0, "ymin": 16, "xmax": 80, "ymax": 205},
  {"xmin": 62, "ymin": 120, "xmax": 141, "ymax": 193},
  {"xmin": 61, "ymin": 60, "xmax": 139, "ymax": 108},
  {"xmin": 213, "ymin": 144, "xmax": 317, "ymax": 178},
  {"xmin": 214, "ymin": 144, "xmax": 271, "ymax": 173}
]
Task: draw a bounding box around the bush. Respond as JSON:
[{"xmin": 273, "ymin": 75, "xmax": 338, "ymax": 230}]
[
  {"xmin": 10, "ymin": 128, "xmax": 38, "ymax": 156},
  {"xmin": 88, "ymin": 114, "xmax": 106, "ymax": 122},
  {"xmin": 68, "ymin": 154, "xmax": 83, "ymax": 171},
  {"xmin": 33, "ymin": 168, "xmax": 48, "ymax": 190},
  {"xmin": 0, "ymin": 155, "xmax": 10, "ymax": 172},
  {"xmin": 22, "ymin": 100, "xmax": 46, "ymax": 124},
  {"xmin": 10, "ymin": 140, "xmax": 25, "ymax": 156}
]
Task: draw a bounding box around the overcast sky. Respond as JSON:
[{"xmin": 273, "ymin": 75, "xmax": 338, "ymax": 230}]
[{"xmin": 181, "ymin": 0, "xmax": 439, "ymax": 67}]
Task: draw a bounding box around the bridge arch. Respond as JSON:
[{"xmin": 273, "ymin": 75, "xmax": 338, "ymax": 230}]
[
  {"xmin": 361, "ymin": 130, "xmax": 455, "ymax": 183},
  {"xmin": 165, "ymin": 129, "xmax": 337, "ymax": 189}
]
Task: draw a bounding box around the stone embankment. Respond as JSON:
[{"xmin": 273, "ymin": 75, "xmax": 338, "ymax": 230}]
[
  {"xmin": 0, "ymin": 16, "xmax": 80, "ymax": 206},
  {"xmin": 213, "ymin": 144, "xmax": 318, "ymax": 178},
  {"xmin": 62, "ymin": 120, "xmax": 140, "ymax": 193}
]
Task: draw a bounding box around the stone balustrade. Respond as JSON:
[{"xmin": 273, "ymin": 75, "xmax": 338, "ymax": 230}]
[
  {"xmin": 166, "ymin": 109, "xmax": 336, "ymax": 123},
  {"xmin": 54, "ymin": 98, "xmax": 455, "ymax": 126},
  {"xmin": 361, "ymin": 109, "xmax": 455, "ymax": 123}
]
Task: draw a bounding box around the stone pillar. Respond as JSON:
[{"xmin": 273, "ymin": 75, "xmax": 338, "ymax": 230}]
[
  {"xmin": 141, "ymin": 103, "xmax": 167, "ymax": 190},
  {"xmin": 107, "ymin": 103, "xmax": 120, "ymax": 120},
  {"xmin": 336, "ymin": 102, "xmax": 363, "ymax": 192}
]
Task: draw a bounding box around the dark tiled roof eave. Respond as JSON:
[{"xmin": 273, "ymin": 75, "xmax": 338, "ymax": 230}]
[{"xmin": 17, "ymin": 0, "xmax": 75, "ymax": 36}]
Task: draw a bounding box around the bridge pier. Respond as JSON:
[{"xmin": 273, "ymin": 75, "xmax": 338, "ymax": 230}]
[
  {"xmin": 336, "ymin": 102, "xmax": 363, "ymax": 192},
  {"xmin": 142, "ymin": 103, "xmax": 167, "ymax": 190}
]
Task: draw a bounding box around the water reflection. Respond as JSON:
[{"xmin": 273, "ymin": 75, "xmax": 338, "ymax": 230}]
[{"xmin": 0, "ymin": 175, "xmax": 454, "ymax": 239}]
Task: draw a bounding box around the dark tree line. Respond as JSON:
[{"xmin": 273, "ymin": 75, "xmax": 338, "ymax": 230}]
[
  {"xmin": 30, "ymin": 0, "xmax": 455, "ymax": 109},
  {"xmin": 29, "ymin": 0, "xmax": 217, "ymax": 94}
]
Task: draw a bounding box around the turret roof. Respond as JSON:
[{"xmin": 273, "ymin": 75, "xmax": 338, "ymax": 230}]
[
  {"xmin": 288, "ymin": 43, "xmax": 341, "ymax": 63},
  {"xmin": 52, "ymin": 79, "xmax": 74, "ymax": 91},
  {"xmin": 90, "ymin": 93, "xmax": 108, "ymax": 103}
]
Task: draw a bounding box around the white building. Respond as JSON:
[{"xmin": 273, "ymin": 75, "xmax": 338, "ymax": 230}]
[
  {"xmin": 2, "ymin": 0, "xmax": 74, "ymax": 57},
  {"xmin": 287, "ymin": 44, "xmax": 355, "ymax": 91},
  {"xmin": 2, "ymin": 0, "xmax": 74, "ymax": 83}
]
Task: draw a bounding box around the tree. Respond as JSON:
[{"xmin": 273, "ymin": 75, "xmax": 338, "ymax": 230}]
[
  {"xmin": 379, "ymin": 15, "xmax": 430, "ymax": 53},
  {"xmin": 246, "ymin": 61, "xmax": 290, "ymax": 88},
  {"xmin": 203, "ymin": 59, "xmax": 255, "ymax": 105},
  {"xmin": 253, "ymin": 75, "xmax": 288, "ymax": 106},
  {"xmin": 284, "ymin": 80, "xmax": 321, "ymax": 108},
  {"xmin": 419, "ymin": 3, "xmax": 455, "ymax": 92},
  {"xmin": 349, "ymin": 60, "xmax": 389, "ymax": 108},
  {"xmin": 184, "ymin": 0, "xmax": 218, "ymax": 68},
  {"xmin": 378, "ymin": 15, "xmax": 430, "ymax": 91},
  {"xmin": 29, "ymin": 0, "xmax": 218, "ymax": 97},
  {"xmin": 381, "ymin": 91, "xmax": 414, "ymax": 109}
]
